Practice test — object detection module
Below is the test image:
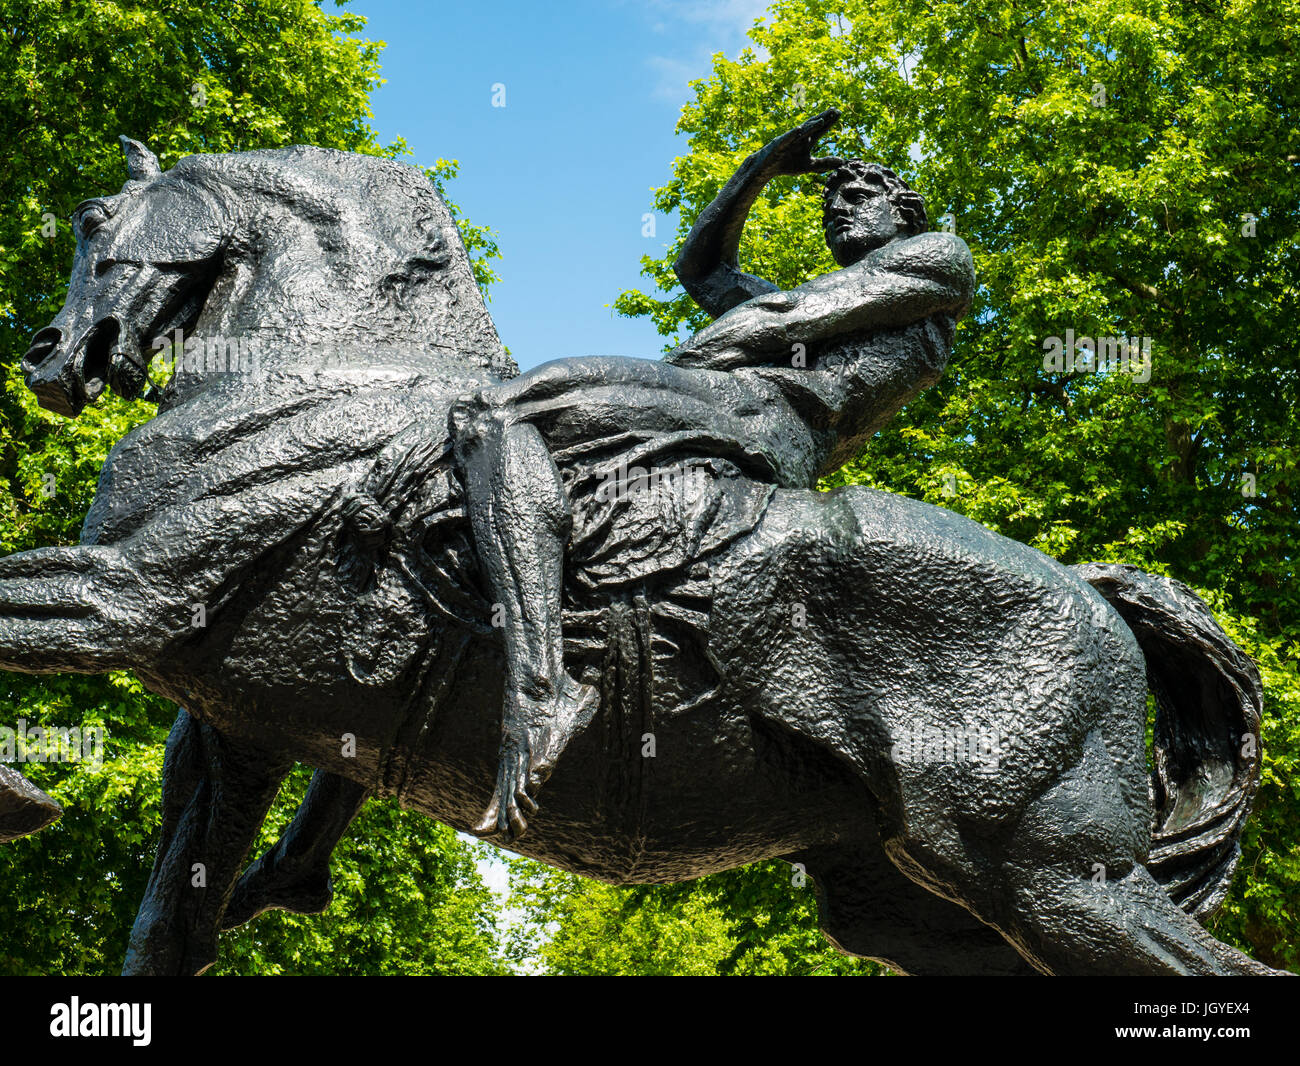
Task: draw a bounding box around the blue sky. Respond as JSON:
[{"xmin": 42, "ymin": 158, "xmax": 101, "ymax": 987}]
[{"xmin": 346, "ymin": 0, "xmax": 772, "ymax": 371}]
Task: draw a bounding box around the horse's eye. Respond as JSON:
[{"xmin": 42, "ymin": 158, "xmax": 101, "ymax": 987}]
[{"xmin": 79, "ymin": 205, "xmax": 109, "ymax": 238}]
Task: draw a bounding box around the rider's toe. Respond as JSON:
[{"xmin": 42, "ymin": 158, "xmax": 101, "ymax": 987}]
[
  {"xmin": 473, "ymin": 795, "xmax": 502, "ymax": 837},
  {"xmin": 506, "ymin": 804, "xmax": 528, "ymax": 840},
  {"xmin": 516, "ymin": 786, "xmax": 538, "ymax": 815}
]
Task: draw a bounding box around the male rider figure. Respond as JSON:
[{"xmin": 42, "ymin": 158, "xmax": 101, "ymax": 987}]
[{"xmin": 451, "ymin": 109, "xmax": 975, "ymax": 839}]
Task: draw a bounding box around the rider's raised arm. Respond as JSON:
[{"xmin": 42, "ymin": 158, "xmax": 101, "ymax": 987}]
[
  {"xmin": 666, "ymin": 232, "xmax": 975, "ymax": 371},
  {"xmin": 673, "ymin": 110, "xmax": 844, "ymax": 320},
  {"xmin": 672, "ymin": 150, "xmax": 782, "ymax": 319}
]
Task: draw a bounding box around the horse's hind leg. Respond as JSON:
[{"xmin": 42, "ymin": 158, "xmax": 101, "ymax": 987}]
[
  {"xmin": 998, "ymin": 861, "xmax": 1277, "ymax": 975},
  {"xmin": 890, "ymin": 731, "xmax": 1282, "ymax": 975},
  {"xmin": 980, "ymin": 737, "xmax": 1280, "ymax": 975},
  {"xmin": 123, "ymin": 712, "xmax": 290, "ymax": 976},
  {"xmin": 222, "ymin": 770, "xmax": 370, "ymax": 930},
  {"xmin": 792, "ymin": 831, "xmax": 1037, "ymax": 976}
]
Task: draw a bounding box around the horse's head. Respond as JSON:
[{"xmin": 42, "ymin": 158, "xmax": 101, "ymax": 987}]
[
  {"xmin": 24, "ymin": 137, "xmax": 229, "ymax": 417},
  {"xmin": 27, "ymin": 140, "xmax": 517, "ymax": 419}
]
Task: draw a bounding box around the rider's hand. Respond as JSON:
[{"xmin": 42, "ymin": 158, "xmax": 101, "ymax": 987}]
[{"xmin": 762, "ymin": 108, "xmax": 845, "ymax": 176}]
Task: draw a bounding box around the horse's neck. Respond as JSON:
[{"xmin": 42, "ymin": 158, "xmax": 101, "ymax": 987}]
[
  {"xmin": 159, "ymin": 208, "xmax": 439, "ymax": 404},
  {"xmin": 154, "ymin": 152, "xmax": 514, "ymax": 409},
  {"xmin": 208, "ymin": 211, "xmax": 423, "ymax": 348}
]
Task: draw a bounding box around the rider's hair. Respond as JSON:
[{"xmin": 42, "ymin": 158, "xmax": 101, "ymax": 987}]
[{"xmin": 823, "ymin": 162, "xmax": 928, "ymax": 236}]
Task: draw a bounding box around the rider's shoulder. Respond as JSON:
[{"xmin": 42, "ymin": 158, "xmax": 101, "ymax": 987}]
[{"xmin": 875, "ymin": 231, "xmax": 974, "ymax": 281}]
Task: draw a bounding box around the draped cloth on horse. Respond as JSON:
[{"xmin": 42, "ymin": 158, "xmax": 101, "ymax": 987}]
[
  {"xmin": 343, "ymin": 315, "xmax": 960, "ymax": 728},
  {"xmin": 347, "ymin": 383, "xmax": 783, "ymax": 724},
  {"xmin": 89, "ymin": 346, "xmax": 782, "ymax": 736},
  {"xmin": 79, "ymin": 388, "xmax": 782, "ymax": 756}
]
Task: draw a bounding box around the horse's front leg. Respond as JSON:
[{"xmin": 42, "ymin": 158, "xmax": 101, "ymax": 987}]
[
  {"xmin": 0, "ymin": 545, "xmax": 181, "ymax": 674},
  {"xmin": 123, "ymin": 711, "xmax": 290, "ymax": 976}
]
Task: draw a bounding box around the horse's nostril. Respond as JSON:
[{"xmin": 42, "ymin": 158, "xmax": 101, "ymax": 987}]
[{"xmin": 23, "ymin": 327, "xmax": 63, "ymax": 368}]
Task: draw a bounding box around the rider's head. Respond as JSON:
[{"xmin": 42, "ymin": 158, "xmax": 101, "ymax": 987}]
[{"xmin": 822, "ymin": 162, "xmax": 927, "ymax": 266}]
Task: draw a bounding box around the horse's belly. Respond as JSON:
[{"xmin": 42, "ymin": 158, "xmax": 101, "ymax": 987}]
[{"xmin": 394, "ymin": 673, "xmax": 855, "ymax": 883}]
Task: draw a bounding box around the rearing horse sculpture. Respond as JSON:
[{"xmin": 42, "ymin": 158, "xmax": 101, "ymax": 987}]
[{"xmin": 3, "ymin": 134, "xmax": 1281, "ymax": 976}]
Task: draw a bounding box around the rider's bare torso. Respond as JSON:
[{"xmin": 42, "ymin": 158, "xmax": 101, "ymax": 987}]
[
  {"xmin": 471, "ymin": 230, "xmax": 972, "ymax": 502},
  {"xmin": 664, "ymin": 228, "xmax": 973, "ymax": 484}
]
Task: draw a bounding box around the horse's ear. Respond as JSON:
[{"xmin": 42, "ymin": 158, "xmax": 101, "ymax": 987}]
[{"xmin": 119, "ymin": 136, "xmax": 162, "ymax": 181}]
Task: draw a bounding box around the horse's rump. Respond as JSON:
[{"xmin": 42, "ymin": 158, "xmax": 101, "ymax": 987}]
[{"xmin": 705, "ymin": 485, "xmax": 1151, "ymax": 830}]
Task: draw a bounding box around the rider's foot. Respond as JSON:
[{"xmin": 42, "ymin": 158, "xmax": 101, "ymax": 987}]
[{"xmin": 473, "ymin": 673, "xmax": 599, "ymax": 842}]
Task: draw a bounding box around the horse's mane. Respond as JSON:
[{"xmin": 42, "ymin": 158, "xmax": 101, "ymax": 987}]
[{"xmin": 169, "ymin": 146, "xmax": 517, "ymax": 380}]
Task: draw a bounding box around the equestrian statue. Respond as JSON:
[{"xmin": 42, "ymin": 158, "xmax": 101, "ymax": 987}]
[{"xmin": 1, "ymin": 110, "xmax": 1280, "ymax": 976}]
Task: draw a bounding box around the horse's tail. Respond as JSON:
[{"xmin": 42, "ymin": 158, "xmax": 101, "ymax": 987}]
[{"xmin": 1077, "ymin": 562, "xmax": 1262, "ymax": 920}]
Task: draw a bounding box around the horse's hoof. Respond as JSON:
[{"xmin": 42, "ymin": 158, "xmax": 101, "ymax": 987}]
[{"xmin": 221, "ymin": 868, "xmax": 334, "ymax": 930}]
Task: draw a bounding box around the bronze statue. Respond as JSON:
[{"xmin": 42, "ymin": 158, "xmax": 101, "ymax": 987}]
[{"xmin": 4, "ymin": 113, "xmax": 1281, "ymax": 976}]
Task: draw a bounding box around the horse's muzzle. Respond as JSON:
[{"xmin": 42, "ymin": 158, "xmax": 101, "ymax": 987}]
[{"xmin": 22, "ymin": 319, "xmax": 119, "ymax": 418}]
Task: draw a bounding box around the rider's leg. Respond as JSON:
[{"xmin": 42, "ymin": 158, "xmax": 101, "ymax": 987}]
[
  {"xmin": 447, "ymin": 355, "xmax": 801, "ymax": 840},
  {"xmin": 451, "ymin": 394, "xmax": 597, "ymax": 839},
  {"xmin": 457, "ymin": 404, "xmax": 569, "ymax": 702},
  {"xmin": 455, "ymin": 356, "xmax": 792, "ymax": 467}
]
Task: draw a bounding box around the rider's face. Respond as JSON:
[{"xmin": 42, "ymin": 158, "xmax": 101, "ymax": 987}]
[{"xmin": 823, "ymin": 178, "xmax": 901, "ymax": 265}]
